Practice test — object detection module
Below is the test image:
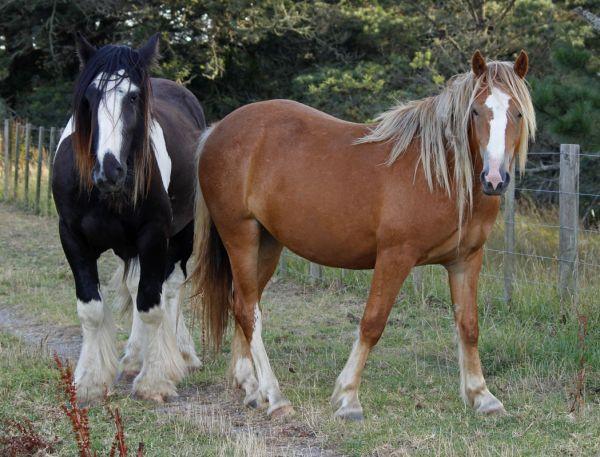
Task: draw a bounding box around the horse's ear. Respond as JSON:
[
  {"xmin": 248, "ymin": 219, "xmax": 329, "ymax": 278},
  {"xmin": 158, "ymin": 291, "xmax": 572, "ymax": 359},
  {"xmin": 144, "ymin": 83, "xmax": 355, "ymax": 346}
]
[
  {"xmin": 514, "ymin": 50, "xmax": 529, "ymax": 79},
  {"xmin": 75, "ymin": 32, "xmax": 96, "ymax": 67},
  {"xmin": 471, "ymin": 50, "xmax": 487, "ymax": 77},
  {"xmin": 138, "ymin": 33, "xmax": 160, "ymax": 68}
]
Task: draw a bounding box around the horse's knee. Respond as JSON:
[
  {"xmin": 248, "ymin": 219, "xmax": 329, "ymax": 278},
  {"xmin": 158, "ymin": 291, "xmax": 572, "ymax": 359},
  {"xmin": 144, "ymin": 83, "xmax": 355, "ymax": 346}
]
[
  {"xmin": 458, "ymin": 318, "xmax": 479, "ymax": 345},
  {"xmin": 359, "ymin": 320, "xmax": 385, "ymax": 347}
]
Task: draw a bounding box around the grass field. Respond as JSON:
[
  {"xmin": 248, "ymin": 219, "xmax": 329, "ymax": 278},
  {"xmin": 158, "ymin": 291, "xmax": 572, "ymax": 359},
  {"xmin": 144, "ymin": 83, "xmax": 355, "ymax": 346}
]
[{"xmin": 0, "ymin": 202, "xmax": 598, "ymax": 456}]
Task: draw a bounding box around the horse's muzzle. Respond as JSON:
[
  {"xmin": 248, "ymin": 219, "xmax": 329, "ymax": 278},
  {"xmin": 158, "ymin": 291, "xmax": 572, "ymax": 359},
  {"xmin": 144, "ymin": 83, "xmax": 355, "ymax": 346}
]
[
  {"xmin": 480, "ymin": 169, "xmax": 510, "ymax": 196},
  {"xmin": 92, "ymin": 152, "xmax": 126, "ymax": 193}
]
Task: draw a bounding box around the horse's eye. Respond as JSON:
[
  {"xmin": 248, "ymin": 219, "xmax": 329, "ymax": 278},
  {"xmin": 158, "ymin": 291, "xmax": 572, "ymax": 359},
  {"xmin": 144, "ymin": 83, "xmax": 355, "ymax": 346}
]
[
  {"xmin": 472, "ymin": 109, "xmax": 479, "ymax": 116},
  {"xmin": 517, "ymin": 112, "xmax": 522, "ymax": 118},
  {"xmin": 130, "ymin": 94, "xmax": 138, "ymax": 103}
]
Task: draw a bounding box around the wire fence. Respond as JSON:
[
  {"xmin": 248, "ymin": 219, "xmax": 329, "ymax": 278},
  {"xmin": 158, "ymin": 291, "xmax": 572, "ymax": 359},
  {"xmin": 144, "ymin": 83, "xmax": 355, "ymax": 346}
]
[
  {"xmin": 0, "ymin": 119, "xmax": 62, "ymax": 215},
  {"xmin": 0, "ymin": 117, "xmax": 598, "ymax": 311},
  {"xmin": 276, "ymin": 144, "xmax": 599, "ymax": 313}
]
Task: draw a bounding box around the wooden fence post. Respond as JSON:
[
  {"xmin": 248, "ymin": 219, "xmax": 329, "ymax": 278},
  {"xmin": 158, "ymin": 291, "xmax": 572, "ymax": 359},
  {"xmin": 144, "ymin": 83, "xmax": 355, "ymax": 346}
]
[
  {"xmin": 309, "ymin": 262, "xmax": 322, "ymax": 285},
  {"xmin": 559, "ymin": 144, "xmax": 580, "ymax": 305},
  {"xmin": 35, "ymin": 126, "xmax": 44, "ymax": 213},
  {"xmin": 47, "ymin": 127, "xmax": 56, "ymax": 214},
  {"xmin": 13, "ymin": 123, "xmax": 21, "ymax": 200},
  {"xmin": 412, "ymin": 267, "xmax": 424, "ymax": 300},
  {"xmin": 503, "ymin": 161, "xmax": 516, "ymax": 304},
  {"xmin": 3, "ymin": 119, "xmax": 9, "ymax": 201},
  {"xmin": 23, "ymin": 123, "xmax": 32, "ymax": 207},
  {"xmin": 278, "ymin": 249, "xmax": 287, "ymax": 277}
]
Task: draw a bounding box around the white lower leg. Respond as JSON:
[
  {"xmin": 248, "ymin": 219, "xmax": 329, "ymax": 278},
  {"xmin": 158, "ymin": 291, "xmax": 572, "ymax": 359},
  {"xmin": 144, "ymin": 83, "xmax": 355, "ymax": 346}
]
[
  {"xmin": 230, "ymin": 325, "xmax": 261, "ymax": 407},
  {"xmin": 164, "ymin": 263, "xmax": 201, "ymax": 369},
  {"xmin": 120, "ymin": 258, "xmax": 144, "ymax": 377},
  {"xmin": 456, "ymin": 323, "xmax": 504, "ymax": 414},
  {"xmin": 133, "ymin": 300, "xmax": 187, "ymax": 402},
  {"xmin": 331, "ymin": 335, "xmax": 369, "ymax": 420},
  {"xmin": 249, "ymin": 305, "xmax": 290, "ymax": 415},
  {"xmin": 75, "ymin": 298, "xmax": 119, "ymax": 403},
  {"xmin": 121, "ymin": 308, "xmax": 146, "ymax": 376}
]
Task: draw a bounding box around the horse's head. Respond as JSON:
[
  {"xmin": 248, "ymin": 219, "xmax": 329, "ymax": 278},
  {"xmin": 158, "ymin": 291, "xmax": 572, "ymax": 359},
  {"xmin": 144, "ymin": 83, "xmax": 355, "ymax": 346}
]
[
  {"xmin": 72, "ymin": 33, "xmax": 158, "ymax": 196},
  {"xmin": 469, "ymin": 50, "xmax": 530, "ymax": 196}
]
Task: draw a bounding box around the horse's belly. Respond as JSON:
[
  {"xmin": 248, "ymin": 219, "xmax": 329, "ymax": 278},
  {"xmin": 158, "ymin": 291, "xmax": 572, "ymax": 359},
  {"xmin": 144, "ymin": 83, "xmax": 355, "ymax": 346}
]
[{"xmin": 252, "ymin": 199, "xmax": 377, "ymax": 270}]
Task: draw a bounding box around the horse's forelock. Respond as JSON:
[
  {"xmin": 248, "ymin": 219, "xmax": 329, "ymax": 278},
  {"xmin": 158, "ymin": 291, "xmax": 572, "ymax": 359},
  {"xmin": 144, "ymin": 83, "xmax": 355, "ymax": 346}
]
[
  {"xmin": 357, "ymin": 59, "xmax": 536, "ymax": 233},
  {"xmin": 71, "ymin": 45, "xmax": 153, "ymax": 203}
]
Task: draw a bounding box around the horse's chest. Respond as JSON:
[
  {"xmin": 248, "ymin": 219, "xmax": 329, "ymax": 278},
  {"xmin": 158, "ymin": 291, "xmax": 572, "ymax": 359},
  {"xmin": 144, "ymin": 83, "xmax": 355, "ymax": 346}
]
[{"xmin": 80, "ymin": 212, "xmax": 137, "ymax": 256}]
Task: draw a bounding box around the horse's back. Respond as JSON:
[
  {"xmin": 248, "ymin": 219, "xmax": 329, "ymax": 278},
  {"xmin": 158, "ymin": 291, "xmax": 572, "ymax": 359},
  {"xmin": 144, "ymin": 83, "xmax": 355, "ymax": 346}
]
[
  {"xmin": 151, "ymin": 78, "xmax": 206, "ymax": 131},
  {"xmin": 199, "ymin": 99, "xmax": 390, "ymax": 268}
]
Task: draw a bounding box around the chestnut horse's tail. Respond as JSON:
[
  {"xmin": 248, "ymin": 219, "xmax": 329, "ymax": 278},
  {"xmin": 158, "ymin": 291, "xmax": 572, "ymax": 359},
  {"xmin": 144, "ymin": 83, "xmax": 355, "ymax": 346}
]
[{"xmin": 189, "ymin": 124, "xmax": 232, "ymax": 352}]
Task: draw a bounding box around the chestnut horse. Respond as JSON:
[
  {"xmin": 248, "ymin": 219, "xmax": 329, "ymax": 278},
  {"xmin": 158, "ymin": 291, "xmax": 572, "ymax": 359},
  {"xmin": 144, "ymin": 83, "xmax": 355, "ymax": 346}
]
[{"xmin": 190, "ymin": 51, "xmax": 535, "ymax": 419}]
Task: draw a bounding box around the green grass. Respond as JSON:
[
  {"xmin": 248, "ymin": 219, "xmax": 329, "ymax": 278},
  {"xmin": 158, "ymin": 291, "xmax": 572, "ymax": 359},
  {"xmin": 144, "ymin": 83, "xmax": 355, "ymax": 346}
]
[{"xmin": 0, "ymin": 202, "xmax": 598, "ymax": 456}]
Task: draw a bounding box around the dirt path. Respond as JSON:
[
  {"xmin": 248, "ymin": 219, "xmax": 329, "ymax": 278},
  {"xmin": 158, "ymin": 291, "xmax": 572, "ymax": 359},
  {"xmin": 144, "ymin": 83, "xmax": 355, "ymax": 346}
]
[
  {"xmin": 0, "ymin": 204, "xmax": 340, "ymax": 457},
  {"xmin": 0, "ymin": 299, "xmax": 338, "ymax": 457}
]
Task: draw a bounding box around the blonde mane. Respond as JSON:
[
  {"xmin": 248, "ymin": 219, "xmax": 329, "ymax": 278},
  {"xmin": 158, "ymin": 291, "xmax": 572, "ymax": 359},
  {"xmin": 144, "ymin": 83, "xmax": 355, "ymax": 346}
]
[{"xmin": 357, "ymin": 61, "xmax": 536, "ymax": 227}]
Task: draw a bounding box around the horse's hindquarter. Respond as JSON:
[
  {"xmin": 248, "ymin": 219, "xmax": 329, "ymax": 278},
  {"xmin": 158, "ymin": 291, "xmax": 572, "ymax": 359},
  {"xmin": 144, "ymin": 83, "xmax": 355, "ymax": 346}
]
[{"xmin": 200, "ymin": 100, "xmax": 499, "ymax": 269}]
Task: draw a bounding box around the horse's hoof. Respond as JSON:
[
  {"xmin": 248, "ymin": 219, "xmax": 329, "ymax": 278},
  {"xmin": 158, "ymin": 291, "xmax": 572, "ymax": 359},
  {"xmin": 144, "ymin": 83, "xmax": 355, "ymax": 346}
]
[
  {"xmin": 475, "ymin": 394, "xmax": 506, "ymax": 415},
  {"xmin": 183, "ymin": 353, "xmax": 203, "ymax": 372},
  {"xmin": 117, "ymin": 370, "xmax": 139, "ymax": 383},
  {"xmin": 243, "ymin": 391, "xmax": 264, "ymax": 409},
  {"xmin": 133, "ymin": 388, "xmax": 178, "ymax": 404},
  {"xmin": 334, "ymin": 406, "xmax": 364, "ymax": 421},
  {"xmin": 269, "ymin": 404, "xmax": 295, "ymax": 419}
]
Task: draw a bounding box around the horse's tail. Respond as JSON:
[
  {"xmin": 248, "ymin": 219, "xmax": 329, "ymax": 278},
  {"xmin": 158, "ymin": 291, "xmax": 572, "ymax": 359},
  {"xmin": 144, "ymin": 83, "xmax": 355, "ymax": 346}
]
[{"xmin": 189, "ymin": 124, "xmax": 232, "ymax": 352}]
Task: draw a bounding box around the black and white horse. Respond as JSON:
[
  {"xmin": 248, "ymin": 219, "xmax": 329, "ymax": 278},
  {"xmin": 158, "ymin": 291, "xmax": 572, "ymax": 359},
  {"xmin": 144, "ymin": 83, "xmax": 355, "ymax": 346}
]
[{"xmin": 52, "ymin": 33, "xmax": 205, "ymax": 403}]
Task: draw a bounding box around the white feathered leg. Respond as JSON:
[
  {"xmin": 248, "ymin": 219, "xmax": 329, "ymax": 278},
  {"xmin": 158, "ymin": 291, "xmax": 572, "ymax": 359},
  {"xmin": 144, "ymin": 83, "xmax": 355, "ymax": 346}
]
[
  {"xmin": 132, "ymin": 290, "xmax": 187, "ymax": 402},
  {"xmin": 74, "ymin": 298, "xmax": 119, "ymax": 403},
  {"xmin": 164, "ymin": 262, "xmax": 201, "ymax": 370},
  {"xmin": 119, "ymin": 258, "xmax": 146, "ymax": 379}
]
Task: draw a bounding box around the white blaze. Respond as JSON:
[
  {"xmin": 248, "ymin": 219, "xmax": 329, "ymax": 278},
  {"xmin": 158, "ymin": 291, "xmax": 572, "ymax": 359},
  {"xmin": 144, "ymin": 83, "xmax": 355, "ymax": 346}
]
[
  {"xmin": 484, "ymin": 87, "xmax": 511, "ymax": 189},
  {"xmin": 93, "ymin": 70, "xmax": 139, "ymax": 168}
]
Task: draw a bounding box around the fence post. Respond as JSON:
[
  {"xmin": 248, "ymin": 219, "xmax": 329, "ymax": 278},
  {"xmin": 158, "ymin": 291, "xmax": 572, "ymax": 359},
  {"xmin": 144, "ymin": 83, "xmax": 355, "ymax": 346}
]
[
  {"xmin": 309, "ymin": 262, "xmax": 322, "ymax": 285},
  {"xmin": 23, "ymin": 123, "xmax": 32, "ymax": 207},
  {"xmin": 278, "ymin": 249, "xmax": 287, "ymax": 277},
  {"xmin": 412, "ymin": 267, "xmax": 424, "ymax": 300},
  {"xmin": 3, "ymin": 119, "xmax": 9, "ymax": 201},
  {"xmin": 47, "ymin": 127, "xmax": 56, "ymax": 214},
  {"xmin": 13, "ymin": 123, "xmax": 21, "ymax": 200},
  {"xmin": 559, "ymin": 144, "xmax": 579, "ymax": 306},
  {"xmin": 35, "ymin": 126, "xmax": 44, "ymax": 213},
  {"xmin": 503, "ymin": 161, "xmax": 516, "ymax": 304}
]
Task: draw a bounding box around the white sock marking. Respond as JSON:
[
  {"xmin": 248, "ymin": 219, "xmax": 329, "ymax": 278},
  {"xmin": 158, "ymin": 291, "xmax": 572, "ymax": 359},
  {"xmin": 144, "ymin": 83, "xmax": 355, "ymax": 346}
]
[
  {"xmin": 249, "ymin": 304, "xmax": 287, "ymax": 411},
  {"xmin": 75, "ymin": 298, "xmax": 119, "ymax": 401}
]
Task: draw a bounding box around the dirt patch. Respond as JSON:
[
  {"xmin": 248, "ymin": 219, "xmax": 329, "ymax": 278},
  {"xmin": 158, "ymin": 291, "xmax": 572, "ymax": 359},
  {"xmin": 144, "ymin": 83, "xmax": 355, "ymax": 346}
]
[
  {"xmin": 0, "ymin": 306, "xmax": 82, "ymax": 361},
  {"xmin": 0, "ymin": 302, "xmax": 339, "ymax": 456}
]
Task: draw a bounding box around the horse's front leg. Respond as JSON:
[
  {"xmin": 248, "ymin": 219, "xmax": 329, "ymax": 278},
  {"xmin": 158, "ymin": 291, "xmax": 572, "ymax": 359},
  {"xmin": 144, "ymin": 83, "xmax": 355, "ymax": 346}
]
[
  {"xmin": 447, "ymin": 249, "xmax": 505, "ymax": 414},
  {"xmin": 59, "ymin": 221, "xmax": 118, "ymax": 404},
  {"xmin": 331, "ymin": 247, "xmax": 414, "ymax": 420},
  {"xmin": 131, "ymin": 225, "xmax": 186, "ymax": 402}
]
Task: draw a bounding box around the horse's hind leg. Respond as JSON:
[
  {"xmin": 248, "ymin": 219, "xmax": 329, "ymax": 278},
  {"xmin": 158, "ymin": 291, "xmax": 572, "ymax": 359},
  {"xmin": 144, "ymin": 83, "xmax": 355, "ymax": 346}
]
[
  {"xmin": 223, "ymin": 219, "xmax": 292, "ymax": 416},
  {"xmin": 447, "ymin": 249, "xmax": 505, "ymax": 414},
  {"xmin": 331, "ymin": 247, "xmax": 413, "ymax": 420},
  {"xmin": 164, "ymin": 222, "xmax": 201, "ymax": 371},
  {"xmin": 229, "ymin": 229, "xmax": 283, "ymax": 410},
  {"xmin": 119, "ymin": 258, "xmax": 145, "ymax": 381},
  {"xmin": 59, "ymin": 221, "xmax": 118, "ymax": 403}
]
